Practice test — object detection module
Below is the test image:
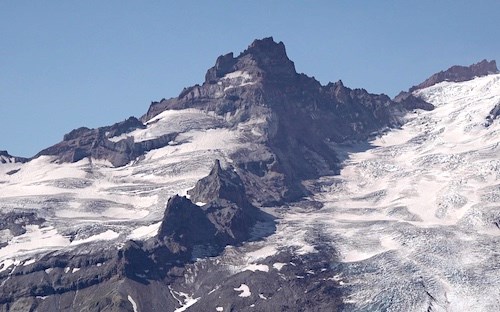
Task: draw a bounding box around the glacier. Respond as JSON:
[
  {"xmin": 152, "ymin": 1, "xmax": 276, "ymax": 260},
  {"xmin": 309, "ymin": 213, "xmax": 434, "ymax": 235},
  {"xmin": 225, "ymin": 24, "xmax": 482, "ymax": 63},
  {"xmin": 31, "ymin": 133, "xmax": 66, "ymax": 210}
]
[{"xmin": 246, "ymin": 73, "xmax": 500, "ymax": 311}]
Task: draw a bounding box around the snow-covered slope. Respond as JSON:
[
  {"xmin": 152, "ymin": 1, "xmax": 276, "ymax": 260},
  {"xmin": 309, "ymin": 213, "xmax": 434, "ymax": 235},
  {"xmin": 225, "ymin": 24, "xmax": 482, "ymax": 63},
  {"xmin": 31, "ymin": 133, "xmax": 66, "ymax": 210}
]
[
  {"xmin": 0, "ymin": 108, "xmax": 255, "ymax": 266},
  {"xmin": 1, "ymin": 38, "xmax": 499, "ymax": 310}
]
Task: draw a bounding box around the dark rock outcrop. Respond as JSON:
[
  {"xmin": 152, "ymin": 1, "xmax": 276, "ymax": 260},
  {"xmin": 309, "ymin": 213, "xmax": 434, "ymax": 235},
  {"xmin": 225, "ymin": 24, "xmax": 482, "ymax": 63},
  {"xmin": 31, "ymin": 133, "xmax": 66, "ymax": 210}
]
[
  {"xmin": 0, "ymin": 212, "xmax": 45, "ymax": 237},
  {"xmin": 153, "ymin": 160, "xmax": 267, "ymax": 257},
  {"xmin": 0, "ymin": 212, "xmax": 45, "ymax": 249},
  {"xmin": 393, "ymin": 92, "xmax": 435, "ymax": 111},
  {"xmin": 485, "ymin": 102, "xmax": 500, "ymax": 127},
  {"xmin": 188, "ymin": 159, "xmax": 249, "ymax": 207},
  {"xmin": 156, "ymin": 195, "xmax": 218, "ymax": 252},
  {"xmin": 409, "ymin": 59, "xmax": 498, "ymax": 92},
  {"xmin": 121, "ymin": 160, "xmax": 271, "ymax": 281},
  {"xmin": 35, "ymin": 117, "xmax": 175, "ymax": 167},
  {"xmin": 188, "ymin": 160, "xmax": 264, "ymax": 240},
  {"xmin": 0, "ymin": 150, "xmax": 28, "ymax": 164}
]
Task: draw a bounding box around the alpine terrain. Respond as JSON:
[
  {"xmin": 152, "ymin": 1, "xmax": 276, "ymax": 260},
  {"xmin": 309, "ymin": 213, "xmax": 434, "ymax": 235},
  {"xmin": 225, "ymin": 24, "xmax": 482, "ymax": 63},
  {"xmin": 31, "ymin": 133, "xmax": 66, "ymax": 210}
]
[{"xmin": 0, "ymin": 37, "xmax": 499, "ymax": 311}]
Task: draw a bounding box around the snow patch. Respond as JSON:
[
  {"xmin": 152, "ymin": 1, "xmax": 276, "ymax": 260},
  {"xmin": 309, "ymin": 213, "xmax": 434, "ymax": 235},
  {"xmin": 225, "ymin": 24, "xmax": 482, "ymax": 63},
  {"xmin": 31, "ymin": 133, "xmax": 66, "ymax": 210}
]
[
  {"xmin": 221, "ymin": 71, "xmax": 256, "ymax": 91},
  {"xmin": 0, "ymin": 259, "xmax": 19, "ymax": 273},
  {"xmin": 234, "ymin": 284, "xmax": 251, "ymax": 297},
  {"xmin": 169, "ymin": 286, "xmax": 201, "ymax": 312},
  {"xmin": 245, "ymin": 246, "xmax": 277, "ymax": 262},
  {"xmin": 222, "ymin": 70, "xmax": 252, "ymax": 81},
  {"xmin": 128, "ymin": 222, "xmax": 161, "ymax": 240},
  {"xmin": 22, "ymin": 258, "xmax": 36, "ymax": 266},
  {"xmin": 243, "ymin": 264, "xmax": 269, "ymax": 272},
  {"xmin": 70, "ymin": 230, "xmax": 120, "ymax": 246},
  {"xmin": 173, "ymin": 297, "xmax": 200, "ymax": 312},
  {"xmin": 128, "ymin": 295, "xmax": 138, "ymax": 312},
  {"xmin": 0, "ymin": 226, "xmax": 70, "ymax": 262}
]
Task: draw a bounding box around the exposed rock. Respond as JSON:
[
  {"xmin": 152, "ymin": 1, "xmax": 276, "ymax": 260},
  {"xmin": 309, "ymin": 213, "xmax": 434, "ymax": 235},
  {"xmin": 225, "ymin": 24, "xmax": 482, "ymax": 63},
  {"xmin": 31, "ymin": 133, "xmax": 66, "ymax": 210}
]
[
  {"xmin": 409, "ymin": 59, "xmax": 498, "ymax": 92},
  {"xmin": 0, "ymin": 212, "xmax": 45, "ymax": 237},
  {"xmin": 188, "ymin": 159, "xmax": 249, "ymax": 207},
  {"xmin": 142, "ymin": 37, "xmax": 404, "ymax": 204},
  {"xmin": 0, "ymin": 150, "xmax": 28, "ymax": 164},
  {"xmin": 156, "ymin": 195, "xmax": 218, "ymax": 252},
  {"xmin": 393, "ymin": 91, "xmax": 435, "ymax": 111},
  {"xmin": 35, "ymin": 118, "xmax": 175, "ymax": 167},
  {"xmin": 105, "ymin": 116, "xmax": 146, "ymax": 138},
  {"xmin": 205, "ymin": 52, "xmax": 238, "ymax": 83},
  {"xmin": 155, "ymin": 160, "xmax": 269, "ymax": 255},
  {"xmin": 485, "ymin": 102, "xmax": 500, "ymax": 126}
]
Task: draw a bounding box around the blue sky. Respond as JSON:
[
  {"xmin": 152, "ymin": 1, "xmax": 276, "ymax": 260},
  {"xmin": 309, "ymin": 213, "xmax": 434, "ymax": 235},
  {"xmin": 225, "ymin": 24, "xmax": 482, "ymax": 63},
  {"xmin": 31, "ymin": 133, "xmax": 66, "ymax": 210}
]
[{"xmin": 1, "ymin": 1, "xmax": 499, "ymax": 157}]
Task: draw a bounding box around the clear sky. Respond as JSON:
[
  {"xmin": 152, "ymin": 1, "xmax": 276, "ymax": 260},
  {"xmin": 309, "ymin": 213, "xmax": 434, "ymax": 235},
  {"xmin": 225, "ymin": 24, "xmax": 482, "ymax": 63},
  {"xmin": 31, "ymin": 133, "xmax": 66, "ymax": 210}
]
[{"xmin": 1, "ymin": 1, "xmax": 499, "ymax": 157}]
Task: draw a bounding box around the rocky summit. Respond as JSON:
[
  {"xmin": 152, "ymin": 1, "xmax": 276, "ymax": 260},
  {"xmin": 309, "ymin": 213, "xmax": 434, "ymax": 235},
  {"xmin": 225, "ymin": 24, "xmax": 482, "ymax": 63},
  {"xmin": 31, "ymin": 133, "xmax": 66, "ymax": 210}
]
[{"xmin": 1, "ymin": 38, "xmax": 499, "ymax": 311}]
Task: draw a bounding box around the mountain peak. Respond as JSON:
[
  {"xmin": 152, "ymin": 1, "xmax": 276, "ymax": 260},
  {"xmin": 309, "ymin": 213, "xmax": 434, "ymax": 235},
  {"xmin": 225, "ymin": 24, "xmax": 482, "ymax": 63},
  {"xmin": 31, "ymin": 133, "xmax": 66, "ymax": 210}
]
[
  {"xmin": 239, "ymin": 37, "xmax": 296, "ymax": 80},
  {"xmin": 243, "ymin": 37, "xmax": 288, "ymax": 59},
  {"xmin": 205, "ymin": 37, "xmax": 296, "ymax": 83},
  {"xmin": 188, "ymin": 159, "xmax": 250, "ymax": 207}
]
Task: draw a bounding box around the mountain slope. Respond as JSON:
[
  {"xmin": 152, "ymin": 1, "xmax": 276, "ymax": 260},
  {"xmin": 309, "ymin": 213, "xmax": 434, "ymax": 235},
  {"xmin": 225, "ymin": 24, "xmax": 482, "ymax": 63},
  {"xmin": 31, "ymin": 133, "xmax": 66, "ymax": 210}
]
[
  {"xmin": 300, "ymin": 73, "xmax": 500, "ymax": 311},
  {"xmin": 0, "ymin": 38, "xmax": 499, "ymax": 311}
]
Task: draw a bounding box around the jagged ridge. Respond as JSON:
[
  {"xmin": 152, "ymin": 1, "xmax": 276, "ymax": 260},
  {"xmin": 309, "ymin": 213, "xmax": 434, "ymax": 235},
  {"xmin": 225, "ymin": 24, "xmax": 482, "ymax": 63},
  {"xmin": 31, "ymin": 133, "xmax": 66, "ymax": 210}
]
[{"xmin": 410, "ymin": 59, "xmax": 498, "ymax": 92}]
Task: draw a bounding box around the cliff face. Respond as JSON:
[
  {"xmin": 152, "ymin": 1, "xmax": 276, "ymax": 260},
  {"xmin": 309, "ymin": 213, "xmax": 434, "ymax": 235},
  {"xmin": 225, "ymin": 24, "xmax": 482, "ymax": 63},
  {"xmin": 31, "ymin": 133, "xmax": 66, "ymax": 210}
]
[{"xmin": 141, "ymin": 37, "xmax": 413, "ymax": 203}]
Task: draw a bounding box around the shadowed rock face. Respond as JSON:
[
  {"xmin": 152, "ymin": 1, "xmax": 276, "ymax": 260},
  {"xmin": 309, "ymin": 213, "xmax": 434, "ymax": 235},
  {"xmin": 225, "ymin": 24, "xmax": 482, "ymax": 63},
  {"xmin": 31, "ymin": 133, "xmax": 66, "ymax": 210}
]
[
  {"xmin": 157, "ymin": 160, "xmax": 267, "ymax": 253},
  {"xmin": 120, "ymin": 160, "xmax": 271, "ymax": 282},
  {"xmin": 156, "ymin": 195, "xmax": 218, "ymax": 251},
  {"xmin": 188, "ymin": 159, "xmax": 250, "ymax": 207},
  {"xmin": 409, "ymin": 59, "xmax": 498, "ymax": 92}
]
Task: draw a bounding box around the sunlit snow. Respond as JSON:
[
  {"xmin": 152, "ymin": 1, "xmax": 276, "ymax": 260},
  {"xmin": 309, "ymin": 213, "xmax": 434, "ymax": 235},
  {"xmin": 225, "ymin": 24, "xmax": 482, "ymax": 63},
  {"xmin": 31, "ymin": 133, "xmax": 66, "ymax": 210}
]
[
  {"xmin": 0, "ymin": 107, "xmax": 252, "ymax": 263},
  {"xmin": 234, "ymin": 284, "xmax": 251, "ymax": 297},
  {"xmin": 256, "ymin": 73, "xmax": 500, "ymax": 311}
]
